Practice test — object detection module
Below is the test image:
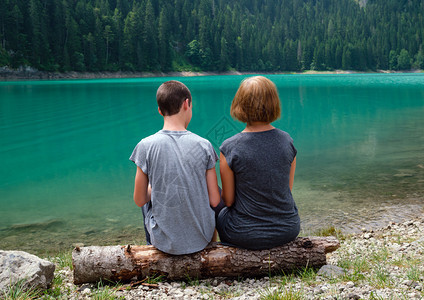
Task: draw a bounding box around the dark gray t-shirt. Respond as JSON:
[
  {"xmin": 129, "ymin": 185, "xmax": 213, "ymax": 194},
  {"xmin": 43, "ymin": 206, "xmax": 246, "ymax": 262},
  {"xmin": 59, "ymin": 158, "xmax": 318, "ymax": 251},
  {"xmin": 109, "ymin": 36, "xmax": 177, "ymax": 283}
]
[
  {"xmin": 130, "ymin": 130, "xmax": 218, "ymax": 255},
  {"xmin": 217, "ymin": 128, "xmax": 300, "ymax": 249}
]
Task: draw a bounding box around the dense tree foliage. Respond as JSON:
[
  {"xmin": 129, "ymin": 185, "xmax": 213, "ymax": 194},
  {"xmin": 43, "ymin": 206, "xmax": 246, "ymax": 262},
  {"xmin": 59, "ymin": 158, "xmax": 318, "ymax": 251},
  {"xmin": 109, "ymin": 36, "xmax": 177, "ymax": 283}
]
[{"xmin": 0, "ymin": 0, "xmax": 423, "ymax": 72}]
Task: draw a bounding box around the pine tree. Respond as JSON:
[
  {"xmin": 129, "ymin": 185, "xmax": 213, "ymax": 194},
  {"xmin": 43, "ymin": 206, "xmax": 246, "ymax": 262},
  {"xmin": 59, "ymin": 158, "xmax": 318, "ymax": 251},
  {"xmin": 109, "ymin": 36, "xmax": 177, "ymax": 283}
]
[
  {"xmin": 158, "ymin": 7, "xmax": 171, "ymax": 71},
  {"xmin": 142, "ymin": 0, "xmax": 158, "ymax": 71},
  {"xmin": 397, "ymin": 49, "xmax": 411, "ymax": 70}
]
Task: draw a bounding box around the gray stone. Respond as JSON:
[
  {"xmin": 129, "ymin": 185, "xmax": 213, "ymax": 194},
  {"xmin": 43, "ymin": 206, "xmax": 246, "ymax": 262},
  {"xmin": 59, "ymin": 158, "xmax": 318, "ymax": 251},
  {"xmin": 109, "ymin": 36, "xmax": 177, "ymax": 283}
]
[
  {"xmin": 317, "ymin": 265, "xmax": 346, "ymax": 278},
  {"xmin": 0, "ymin": 250, "xmax": 55, "ymax": 292}
]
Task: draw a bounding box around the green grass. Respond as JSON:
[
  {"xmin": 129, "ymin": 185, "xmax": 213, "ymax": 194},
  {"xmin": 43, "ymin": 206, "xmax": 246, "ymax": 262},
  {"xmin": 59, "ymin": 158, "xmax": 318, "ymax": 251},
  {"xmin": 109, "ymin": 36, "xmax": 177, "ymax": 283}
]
[
  {"xmin": 295, "ymin": 266, "xmax": 317, "ymax": 284},
  {"xmin": 259, "ymin": 285, "xmax": 304, "ymax": 300},
  {"xmin": 145, "ymin": 273, "xmax": 166, "ymax": 284},
  {"xmin": 183, "ymin": 273, "xmax": 201, "ymax": 287},
  {"xmin": 1, "ymin": 279, "xmax": 40, "ymax": 300},
  {"xmin": 271, "ymin": 273, "xmax": 297, "ymax": 286},
  {"xmin": 48, "ymin": 250, "xmax": 73, "ymax": 270},
  {"xmin": 313, "ymin": 225, "xmax": 345, "ymax": 240},
  {"xmin": 369, "ymin": 291, "xmax": 412, "ymax": 300},
  {"xmin": 369, "ymin": 246, "xmax": 390, "ymax": 263},
  {"xmin": 370, "ymin": 265, "xmax": 393, "ymax": 288},
  {"xmin": 91, "ymin": 287, "xmax": 124, "ymax": 300},
  {"xmin": 214, "ymin": 287, "xmax": 242, "ymax": 299},
  {"xmin": 90, "ymin": 280, "xmax": 126, "ymax": 300},
  {"xmin": 406, "ymin": 263, "xmax": 424, "ymax": 281},
  {"xmin": 337, "ymin": 251, "xmax": 369, "ymax": 283},
  {"xmin": 391, "ymin": 254, "xmax": 408, "ymax": 268},
  {"xmin": 42, "ymin": 275, "xmax": 65, "ymax": 298}
]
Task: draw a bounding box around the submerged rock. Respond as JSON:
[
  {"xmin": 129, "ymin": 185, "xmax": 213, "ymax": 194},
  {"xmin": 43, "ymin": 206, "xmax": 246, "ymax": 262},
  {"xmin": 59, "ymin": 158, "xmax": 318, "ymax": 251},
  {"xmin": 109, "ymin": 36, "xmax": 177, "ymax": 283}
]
[
  {"xmin": 9, "ymin": 218, "xmax": 64, "ymax": 231},
  {"xmin": 0, "ymin": 250, "xmax": 55, "ymax": 292}
]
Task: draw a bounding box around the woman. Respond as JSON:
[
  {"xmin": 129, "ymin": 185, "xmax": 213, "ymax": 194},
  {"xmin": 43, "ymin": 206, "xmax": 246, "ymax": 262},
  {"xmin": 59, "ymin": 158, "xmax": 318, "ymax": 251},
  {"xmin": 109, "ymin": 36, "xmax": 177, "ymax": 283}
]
[{"xmin": 216, "ymin": 76, "xmax": 300, "ymax": 250}]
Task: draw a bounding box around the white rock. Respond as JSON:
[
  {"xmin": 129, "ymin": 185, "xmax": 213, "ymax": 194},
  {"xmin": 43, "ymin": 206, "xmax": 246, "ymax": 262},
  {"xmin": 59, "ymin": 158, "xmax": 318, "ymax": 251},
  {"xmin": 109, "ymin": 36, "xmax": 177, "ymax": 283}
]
[
  {"xmin": 184, "ymin": 287, "xmax": 196, "ymax": 295},
  {"xmin": 0, "ymin": 250, "xmax": 55, "ymax": 293}
]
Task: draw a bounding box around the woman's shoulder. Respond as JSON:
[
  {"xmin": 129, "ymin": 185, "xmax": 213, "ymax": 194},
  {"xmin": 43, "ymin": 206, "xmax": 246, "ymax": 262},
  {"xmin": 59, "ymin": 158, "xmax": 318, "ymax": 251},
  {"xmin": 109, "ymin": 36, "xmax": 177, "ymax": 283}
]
[
  {"xmin": 220, "ymin": 132, "xmax": 243, "ymax": 150},
  {"xmin": 273, "ymin": 128, "xmax": 294, "ymax": 141}
]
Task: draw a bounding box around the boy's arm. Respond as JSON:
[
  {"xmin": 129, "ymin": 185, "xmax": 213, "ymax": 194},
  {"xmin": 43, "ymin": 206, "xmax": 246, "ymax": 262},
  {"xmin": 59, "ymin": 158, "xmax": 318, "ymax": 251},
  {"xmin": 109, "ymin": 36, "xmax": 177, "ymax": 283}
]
[
  {"xmin": 219, "ymin": 152, "xmax": 235, "ymax": 207},
  {"xmin": 206, "ymin": 167, "xmax": 220, "ymax": 208},
  {"xmin": 133, "ymin": 166, "xmax": 151, "ymax": 207},
  {"xmin": 289, "ymin": 157, "xmax": 296, "ymax": 191}
]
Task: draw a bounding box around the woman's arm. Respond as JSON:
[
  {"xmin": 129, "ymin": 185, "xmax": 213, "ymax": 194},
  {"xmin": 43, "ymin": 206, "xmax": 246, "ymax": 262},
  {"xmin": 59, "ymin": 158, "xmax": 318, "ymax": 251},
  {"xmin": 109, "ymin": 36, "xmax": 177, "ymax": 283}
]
[
  {"xmin": 289, "ymin": 156, "xmax": 296, "ymax": 191},
  {"xmin": 133, "ymin": 166, "xmax": 151, "ymax": 207},
  {"xmin": 220, "ymin": 152, "xmax": 235, "ymax": 207},
  {"xmin": 206, "ymin": 167, "xmax": 221, "ymax": 208}
]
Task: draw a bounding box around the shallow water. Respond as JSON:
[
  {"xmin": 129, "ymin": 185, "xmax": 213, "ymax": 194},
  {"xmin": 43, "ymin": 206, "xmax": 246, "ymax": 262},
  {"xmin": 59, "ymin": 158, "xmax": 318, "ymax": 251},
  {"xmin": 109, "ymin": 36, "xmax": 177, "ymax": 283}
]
[{"xmin": 1, "ymin": 74, "xmax": 423, "ymax": 254}]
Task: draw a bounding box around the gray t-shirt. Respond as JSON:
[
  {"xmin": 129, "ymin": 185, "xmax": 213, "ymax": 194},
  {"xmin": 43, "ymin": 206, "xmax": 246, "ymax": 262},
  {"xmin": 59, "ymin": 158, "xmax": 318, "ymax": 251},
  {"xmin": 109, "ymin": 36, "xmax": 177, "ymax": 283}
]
[
  {"xmin": 130, "ymin": 130, "xmax": 218, "ymax": 255},
  {"xmin": 217, "ymin": 128, "xmax": 300, "ymax": 250}
]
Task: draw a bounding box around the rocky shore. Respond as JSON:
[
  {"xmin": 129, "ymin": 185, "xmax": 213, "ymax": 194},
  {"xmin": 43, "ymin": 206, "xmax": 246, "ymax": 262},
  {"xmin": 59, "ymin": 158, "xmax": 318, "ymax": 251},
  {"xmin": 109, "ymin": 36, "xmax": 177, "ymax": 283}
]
[
  {"xmin": 0, "ymin": 66, "xmax": 251, "ymax": 80},
  {"xmin": 18, "ymin": 217, "xmax": 421, "ymax": 300},
  {"xmin": 2, "ymin": 66, "xmax": 420, "ymax": 80}
]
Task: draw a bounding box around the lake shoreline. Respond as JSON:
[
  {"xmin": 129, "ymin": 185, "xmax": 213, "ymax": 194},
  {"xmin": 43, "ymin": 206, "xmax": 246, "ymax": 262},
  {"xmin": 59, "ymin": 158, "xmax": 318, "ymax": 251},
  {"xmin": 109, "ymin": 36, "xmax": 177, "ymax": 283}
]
[
  {"xmin": 35, "ymin": 216, "xmax": 423, "ymax": 299},
  {"xmin": 0, "ymin": 66, "xmax": 423, "ymax": 80}
]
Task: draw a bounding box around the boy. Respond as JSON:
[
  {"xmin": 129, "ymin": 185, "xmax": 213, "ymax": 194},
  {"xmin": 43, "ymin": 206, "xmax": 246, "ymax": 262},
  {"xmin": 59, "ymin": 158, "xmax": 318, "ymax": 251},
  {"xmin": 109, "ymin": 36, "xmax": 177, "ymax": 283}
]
[{"xmin": 130, "ymin": 80, "xmax": 220, "ymax": 255}]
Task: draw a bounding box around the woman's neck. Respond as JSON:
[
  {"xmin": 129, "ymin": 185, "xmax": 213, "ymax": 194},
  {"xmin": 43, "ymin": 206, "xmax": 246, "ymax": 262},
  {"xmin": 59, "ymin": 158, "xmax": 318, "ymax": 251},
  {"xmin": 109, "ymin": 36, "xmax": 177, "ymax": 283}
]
[{"xmin": 243, "ymin": 122, "xmax": 274, "ymax": 132}]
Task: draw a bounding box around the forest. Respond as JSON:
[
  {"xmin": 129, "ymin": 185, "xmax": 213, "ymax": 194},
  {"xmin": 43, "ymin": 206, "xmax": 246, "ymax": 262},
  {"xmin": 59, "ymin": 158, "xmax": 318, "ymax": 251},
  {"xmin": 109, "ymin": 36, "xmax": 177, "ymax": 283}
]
[{"xmin": 0, "ymin": 0, "xmax": 423, "ymax": 73}]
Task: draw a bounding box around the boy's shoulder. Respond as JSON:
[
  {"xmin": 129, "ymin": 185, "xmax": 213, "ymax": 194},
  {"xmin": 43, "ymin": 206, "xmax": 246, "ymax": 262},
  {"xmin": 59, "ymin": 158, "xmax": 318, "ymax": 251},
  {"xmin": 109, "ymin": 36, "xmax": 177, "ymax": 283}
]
[
  {"xmin": 136, "ymin": 131, "xmax": 164, "ymax": 146},
  {"xmin": 140, "ymin": 130, "xmax": 212, "ymax": 147},
  {"xmin": 185, "ymin": 131, "xmax": 213, "ymax": 144}
]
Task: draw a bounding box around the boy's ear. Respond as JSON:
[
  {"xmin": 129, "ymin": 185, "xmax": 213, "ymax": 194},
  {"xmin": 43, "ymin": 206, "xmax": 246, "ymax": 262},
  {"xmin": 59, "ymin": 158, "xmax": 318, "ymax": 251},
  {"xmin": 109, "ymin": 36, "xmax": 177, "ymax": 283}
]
[
  {"xmin": 158, "ymin": 107, "xmax": 164, "ymax": 116},
  {"xmin": 184, "ymin": 98, "xmax": 191, "ymax": 109},
  {"xmin": 182, "ymin": 98, "xmax": 189, "ymax": 110}
]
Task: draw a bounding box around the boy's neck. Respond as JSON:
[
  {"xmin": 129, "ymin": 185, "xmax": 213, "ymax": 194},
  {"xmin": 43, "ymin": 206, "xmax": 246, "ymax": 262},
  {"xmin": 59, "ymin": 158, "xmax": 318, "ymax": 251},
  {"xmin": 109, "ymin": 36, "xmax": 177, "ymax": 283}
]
[{"xmin": 162, "ymin": 115, "xmax": 188, "ymax": 131}]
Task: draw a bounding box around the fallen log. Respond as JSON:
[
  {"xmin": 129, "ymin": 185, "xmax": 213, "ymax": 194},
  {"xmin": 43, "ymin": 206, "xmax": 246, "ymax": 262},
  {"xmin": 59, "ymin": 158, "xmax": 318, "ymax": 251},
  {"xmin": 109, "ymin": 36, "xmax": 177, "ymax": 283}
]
[{"xmin": 72, "ymin": 237, "xmax": 340, "ymax": 284}]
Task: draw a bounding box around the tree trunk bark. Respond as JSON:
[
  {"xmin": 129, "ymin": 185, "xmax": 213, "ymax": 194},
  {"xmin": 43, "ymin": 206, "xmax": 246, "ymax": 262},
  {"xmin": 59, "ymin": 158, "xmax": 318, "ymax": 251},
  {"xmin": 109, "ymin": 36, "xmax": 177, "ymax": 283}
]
[{"xmin": 72, "ymin": 237, "xmax": 340, "ymax": 284}]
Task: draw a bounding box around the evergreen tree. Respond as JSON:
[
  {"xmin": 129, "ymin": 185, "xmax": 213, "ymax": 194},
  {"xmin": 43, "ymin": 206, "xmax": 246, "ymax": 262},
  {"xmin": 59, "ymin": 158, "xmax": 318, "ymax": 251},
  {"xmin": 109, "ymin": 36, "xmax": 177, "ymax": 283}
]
[
  {"xmin": 397, "ymin": 49, "xmax": 411, "ymax": 70},
  {"xmin": 141, "ymin": 0, "xmax": 158, "ymax": 71},
  {"xmin": 414, "ymin": 49, "xmax": 424, "ymax": 69},
  {"xmin": 158, "ymin": 7, "xmax": 171, "ymax": 71},
  {"xmin": 1, "ymin": 0, "xmax": 423, "ymax": 73},
  {"xmin": 28, "ymin": 0, "xmax": 50, "ymax": 69},
  {"xmin": 389, "ymin": 50, "xmax": 398, "ymax": 70}
]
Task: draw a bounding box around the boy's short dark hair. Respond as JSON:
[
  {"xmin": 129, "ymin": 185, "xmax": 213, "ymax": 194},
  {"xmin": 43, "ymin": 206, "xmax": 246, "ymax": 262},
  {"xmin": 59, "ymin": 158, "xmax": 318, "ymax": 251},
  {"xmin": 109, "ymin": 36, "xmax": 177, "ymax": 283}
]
[
  {"xmin": 230, "ymin": 76, "xmax": 281, "ymax": 123},
  {"xmin": 156, "ymin": 81, "xmax": 192, "ymax": 116}
]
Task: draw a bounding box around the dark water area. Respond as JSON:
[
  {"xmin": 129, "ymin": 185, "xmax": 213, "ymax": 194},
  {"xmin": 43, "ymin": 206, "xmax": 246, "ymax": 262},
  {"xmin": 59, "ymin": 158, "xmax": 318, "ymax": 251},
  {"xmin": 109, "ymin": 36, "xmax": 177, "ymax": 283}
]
[{"xmin": 1, "ymin": 74, "xmax": 423, "ymax": 255}]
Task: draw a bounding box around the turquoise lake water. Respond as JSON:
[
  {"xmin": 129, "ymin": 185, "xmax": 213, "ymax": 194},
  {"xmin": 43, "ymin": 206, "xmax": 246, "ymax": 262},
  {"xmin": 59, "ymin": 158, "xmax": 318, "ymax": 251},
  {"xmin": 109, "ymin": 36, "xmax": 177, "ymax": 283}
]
[{"xmin": 1, "ymin": 74, "xmax": 423, "ymax": 254}]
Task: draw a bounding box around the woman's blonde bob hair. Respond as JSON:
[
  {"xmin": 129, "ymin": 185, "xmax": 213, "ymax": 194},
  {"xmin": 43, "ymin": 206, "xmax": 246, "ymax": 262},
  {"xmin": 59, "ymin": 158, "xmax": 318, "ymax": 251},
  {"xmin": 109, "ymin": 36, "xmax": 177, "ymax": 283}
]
[{"xmin": 230, "ymin": 76, "xmax": 281, "ymax": 123}]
